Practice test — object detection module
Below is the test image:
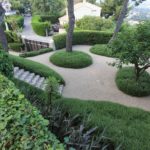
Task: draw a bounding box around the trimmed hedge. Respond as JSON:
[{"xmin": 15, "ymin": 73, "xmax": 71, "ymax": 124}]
[
  {"xmin": 116, "ymin": 67, "xmax": 150, "ymax": 97},
  {"xmin": 50, "ymin": 51, "xmax": 93, "ymax": 69},
  {"xmin": 9, "ymin": 43, "xmax": 24, "ymax": 52},
  {"xmin": 55, "ymin": 98, "xmax": 150, "ymax": 150},
  {"xmin": 53, "ymin": 30, "xmax": 113, "ymax": 50},
  {"xmin": 10, "ymin": 55, "xmax": 65, "ymax": 84},
  {"xmin": 20, "ymin": 48, "xmax": 53, "ymax": 57},
  {"xmin": 0, "ymin": 74, "xmax": 63, "ymax": 149},
  {"xmin": 31, "ymin": 16, "xmax": 51, "ymax": 36}
]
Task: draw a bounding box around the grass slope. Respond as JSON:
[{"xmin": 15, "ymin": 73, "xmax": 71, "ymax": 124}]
[{"xmin": 56, "ymin": 98, "xmax": 150, "ymax": 150}]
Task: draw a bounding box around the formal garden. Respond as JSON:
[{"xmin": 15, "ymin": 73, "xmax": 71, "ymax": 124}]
[{"xmin": 0, "ymin": 0, "xmax": 150, "ymax": 150}]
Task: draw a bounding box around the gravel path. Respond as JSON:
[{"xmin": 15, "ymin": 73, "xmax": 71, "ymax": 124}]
[{"xmin": 28, "ymin": 45, "xmax": 150, "ymax": 111}]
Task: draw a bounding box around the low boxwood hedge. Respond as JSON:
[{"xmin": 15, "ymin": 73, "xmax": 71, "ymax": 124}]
[
  {"xmin": 9, "ymin": 42, "xmax": 24, "ymax": 52},
  {"xmin": 50, "ymin": 51, "xmax": 93, "ymax": 69},
  {"xmin": 31, "ymin": 16, "xmax": 51, "ymax": 36},
  {"xmin": 116, "ymin": 67, "xmax": 150, "ymax": 97},
  {"xmin": 10, "ymin": 55, "xmax": 65, "ymax": 84},
  {"xmin": 0, "ymin": 74, "xmax": 63, "ymax": 149},
  {"xmin": 20, "ymin": 48, "xmax": 53, "ymax": 57},
  {"xmin": 53, "ymin": 30, "xmax": 113, "ymax": 50}
]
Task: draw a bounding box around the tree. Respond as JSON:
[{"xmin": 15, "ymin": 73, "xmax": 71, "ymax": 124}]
[
  {"xmin": 109, "ymin": 0, "xmax": 145, "ymax": 42},
  {"xmin": 0, "ymin": 3, "xmax": 8, "ymax": 52},
  {"xmin": 101, "ymin": 0, "xmax": 124, "ymax": 20},
  {"xmin": 111, "ymin": 21, "xmax": 150, "ymax": 81},
  {"xmin": 66, "ymin": 0, "xmax": 75, "ymax": 52}
]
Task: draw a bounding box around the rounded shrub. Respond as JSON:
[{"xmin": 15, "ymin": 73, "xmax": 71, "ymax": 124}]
[
  {"xmin": 116, "ymin": 67, "xmax": 150, "ymax": 97},
  {"xmin": 53, "ymin": 31, "xmax": 113, "ymax": 50},
  {"xmin": 31, "ymin": 16, "xmax": 51, "ymax": 36},
  {"xmin": 50, "ymin": 51, "xmax": 92, "ymax": 69}
]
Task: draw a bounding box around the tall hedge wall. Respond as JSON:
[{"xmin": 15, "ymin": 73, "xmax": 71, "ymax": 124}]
[
  {"xmin": 0, "ymin": 74, "xmax": 63, "ymax": 149},
  {"xmin": 31, "ymin": 16, "xmax": 51, "ymax": 36},
  {"xmin": 53, "ymin": 30, "xmax": 113, "ymax": 49}
]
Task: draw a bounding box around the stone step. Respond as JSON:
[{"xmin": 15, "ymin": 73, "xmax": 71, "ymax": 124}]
[
  {"xmin": 19, "ymin": 71, "xmax": 30, "ymax": 81},
  {"xmin": 24, "ymin": 73, "xmax": 35, "ymax": 84},
  {"xmin": 13, "ymin": 67, "xmax": 64, "ymax": 95},
  {"xmin": 14, "ymin": 69, "xmax": 24, "ymax": 78},
  {"xmin": 14, "ymin": 67, "xmax": 19, "ymax": 74},
  {"xmin": 35, "ymin": 77, "xmax": 45, "ymax": 88},
  {"xmin": 30, "ymin": 75, "xmax": 40, "ymax": 86}
]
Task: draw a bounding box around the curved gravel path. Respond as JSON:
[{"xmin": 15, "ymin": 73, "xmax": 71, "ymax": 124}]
[{"xmin": 28, "ymin": 45, "xmax": 150, "ymax": 111}]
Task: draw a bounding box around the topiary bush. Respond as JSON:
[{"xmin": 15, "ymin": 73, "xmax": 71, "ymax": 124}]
[
  {"xmin": 53, "ymin": 31, "xmax": 113, "ymax": 50},
  {"xmin": 0, "ymin": 50, "xmax": 13, "ymax": 77},
  {"xmin": 50, "ymin": 51, "xmax": 92, "ymax": 69},
  {"xmin": 41, "ymin": 15, "xmax": 59, "ymax": 24},
  {"xmin": 31, "ymin": 16, "xmax": 51, "ymax": 36},
  {"xmin": 116, "ymin": 67, "xmax": 150, "ymax": 97},
  {"xmin": 9, "ymin": 43, "xmax": 24, "ymax": 52},
  {"xmin": 20, "ymin": 48, "xmax": 53, "ymax": 57},
  {"xmin": 0, "ymin": 74, "xmax": 63, "ymax": 149}
]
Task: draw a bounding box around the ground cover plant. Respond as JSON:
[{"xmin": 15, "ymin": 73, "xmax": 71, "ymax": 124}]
[
  {"xmin": 116, "ymin": 67, "xmax": 150, "ymax": 96},
  {"xmin": 55, "ymin": 98, "xmax": 150, "ymax": 150},
  {"xmin": 0, "ymin": 74, "xmax": 63, "ymax": 149},
  {"xmin": 10, "ymin": 55, "xmax": 65, "ymax": 84},
  {"xmin": 50, "ymin": 51, "xmax": 92, "ymax": 69},
  {"xmin": 20, "ymin": 48, "xmax": 53, "ymax": 57}
]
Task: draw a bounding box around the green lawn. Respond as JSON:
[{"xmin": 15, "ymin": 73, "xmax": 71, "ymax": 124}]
[{"xmin": 55, "ymin": 98, "xmax": 150, "ymax": 150}]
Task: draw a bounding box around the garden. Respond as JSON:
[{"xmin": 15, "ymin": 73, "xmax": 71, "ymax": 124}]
[{"xmin": 0, "ymin": 0, "xmax": 150, "ymax": 149}]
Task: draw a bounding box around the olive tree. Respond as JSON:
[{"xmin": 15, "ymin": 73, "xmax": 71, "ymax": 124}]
[{"xmin": 111, "ymin": 21, "xmax": 150, "ymax": 81}]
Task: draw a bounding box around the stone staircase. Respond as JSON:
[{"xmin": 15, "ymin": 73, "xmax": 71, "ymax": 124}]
[{"xmin": 13, "ymin": 67, "xmax": 64, "ymax": 94}]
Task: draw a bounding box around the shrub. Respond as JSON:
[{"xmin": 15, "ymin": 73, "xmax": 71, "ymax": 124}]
[
  {"xmin": 76, "ymin": 16, "xmax": 114, "ymax": 31},
  {"xmin": 55, "ymin": 98, "xmax": 150, "ymax": 150},
  {"xmin": 0, "ymin": 50, "xmax": 13, "ymax": 77},
  {"xmin": 10, "ymin": 55, "xmax": 65, "ymax": 84},
  {"xmin": 116, "ymin": 67, "xmax": 150, "ymax": 97},
  {"xmin": 9, "ymin": 43, "xmax": 24, "ymax": 52},
  {"xmin": 6, "ymin": 15, "xmax": 24, "ymax": 31},
  {"xmin": 0, "ymin": 74, "xmax": 63, "ymax": 149},
  {"xmin": 41, "ymin": 15, "xmax": 59, "ymax": 24},
  {"xmin": 20, "ymin": 48, "xmax": 53, "ymax": 57},
  {"xmin": 5, "ymin": 31, "xmax": 21, "ymax": 43},
  {"xmin": 31, "ymin": 16, "xmax": 51, "ymax": 36},
  {"xmin": 50, "ymin": 51, "xmax": 92, "ymax": 69},
  {"xmin": 53, "ymin": 31, "xmax": 113, "ymax": 50}
]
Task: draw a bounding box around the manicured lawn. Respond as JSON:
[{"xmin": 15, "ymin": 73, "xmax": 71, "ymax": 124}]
[
  {"xmin": 56, "ymin": 98, "xmax": 150, "ymax": 150},
  {"xmin": 50, "ymin": 50, "xmax": 92, "ymax": 69},
  {"xmin": 116, "ymin": 67, "xmax": 150, "ymax": 97}
]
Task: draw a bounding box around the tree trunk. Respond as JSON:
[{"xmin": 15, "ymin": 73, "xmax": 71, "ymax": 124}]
[
  {"xmin": 66, "ymin": 0, "xmax": 75, "ymax": 52},
  {"xmin": 109, "ymin": 0, "xmax": 129, "ymax": 43},
  {"xmin": 0, "ymin": 3, "xmax": 8, "ymax": 52}
]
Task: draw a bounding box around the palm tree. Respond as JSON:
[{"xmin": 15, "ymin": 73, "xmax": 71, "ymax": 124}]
[
  {"xmin": 66, "ymin": 0, "xmax": 75, "ymax": 52},
  {"xmin": 0, "ymin": 3, "xmax": 8, "ymax": 52}
]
